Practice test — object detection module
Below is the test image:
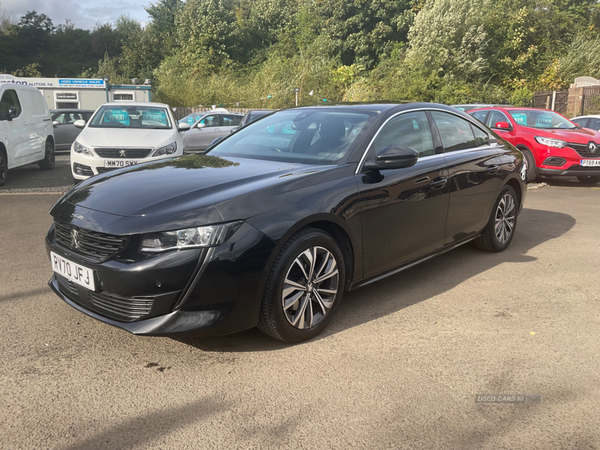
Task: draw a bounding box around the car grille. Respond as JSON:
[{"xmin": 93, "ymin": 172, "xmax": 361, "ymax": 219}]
[
  {"xmin": 56, "ymin": 275, "xmax": 79, "ymax": 300},
  {"xmin": 568, "ymin": 142, "xmax": 600, "ymax": 158},
  {"xmin": 54, "ymin": 220, "xmax": 128, "ymax": 262},
  {"xmin": 89, "ymin": 291, "xmax": 153, "ymax": 321},
  {"xmin": 94, "ymin": 148, "xmax": 153, "ymax": 158}
]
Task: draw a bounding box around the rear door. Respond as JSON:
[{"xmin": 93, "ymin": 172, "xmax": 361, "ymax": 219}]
[
  {"xmin": 191, "ymin": 114, "xmax": 222, "ymax": 150},
  {"xmin": 430, "ymin": 111, "xmax": 503, "ymax": 244},
  {"xmin": 20, "ymin": 88, "xmax": 48, "ymax": 160},
  {"xmin": 220, "ymin": 114, "xmax": 242, "ymax": 137},
  {"xmin": 358, "ymin": 110, "xmax": 450, "ymax": 277}
]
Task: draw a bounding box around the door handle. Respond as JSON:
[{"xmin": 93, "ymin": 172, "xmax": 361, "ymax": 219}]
[
  {"xmin": 430, "ymin": 177, "xmax": 447, "ymax": 189},
  {"xmin": 414, "ymin": 176, "xmax": 430, "ymax": 184},
  {"xmin": 487, "ymin": 165, "xmax": 499, "ymax": 171}
]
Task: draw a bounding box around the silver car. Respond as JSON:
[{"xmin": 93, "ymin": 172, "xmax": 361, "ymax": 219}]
[
  {"xmin": 51, "ymin": 109, "xmax": 94, "ymax": 151},
  {"xmin": 183, "ymin": 112, "xmax": 243, "ymax": 152}
]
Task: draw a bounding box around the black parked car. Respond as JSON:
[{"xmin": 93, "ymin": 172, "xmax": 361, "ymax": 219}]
[{"xmin": 46, "ymin": 103, "xmax": 526, "ymax": 343}]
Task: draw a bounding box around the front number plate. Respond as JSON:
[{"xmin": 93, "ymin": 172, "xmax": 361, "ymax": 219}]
[
  {"xmin": 581, "ymin": 159, "xmax": 600, "ymax": 167},
  {"xmin": 104, "ymin": 159, "xmax": 140, "ymax": 168},
  {"xmin": 50, "ymin": 252, "xmax": 95, "ymax": 291}
]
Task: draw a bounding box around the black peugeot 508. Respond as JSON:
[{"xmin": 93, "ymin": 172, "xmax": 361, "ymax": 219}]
[{"xmin": 46, "ymin": 103, "xmax": 526, "ymax": 343}]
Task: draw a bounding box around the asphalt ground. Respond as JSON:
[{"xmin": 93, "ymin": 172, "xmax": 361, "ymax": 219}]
[{"xmin": 0, "ymin": 180, "xmax": 599, "ymax": 449}]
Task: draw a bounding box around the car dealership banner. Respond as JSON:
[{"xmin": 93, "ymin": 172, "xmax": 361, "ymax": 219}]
[{"xmin": 0, "ymin": 75, "xmax": 105, "ymax": 89}]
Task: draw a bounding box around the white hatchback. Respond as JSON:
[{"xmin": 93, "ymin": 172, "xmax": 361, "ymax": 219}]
[{"xmin": 71, "ymin": 102, "xmax": 188, "ymax": 180}]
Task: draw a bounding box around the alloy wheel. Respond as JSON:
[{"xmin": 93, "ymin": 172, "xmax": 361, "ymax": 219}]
[
  {"xmin": 282, "ymin": 246, "xmax": 339, "ymax": 330},
  {"xmin": 494, "ymin": 193, "xmax": 516, "ymax": 244}
]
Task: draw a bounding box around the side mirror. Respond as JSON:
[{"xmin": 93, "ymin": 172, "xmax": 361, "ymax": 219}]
[
  {"xmin": 364, "ymin": 145, "xmax": 419, "ymax": 171},
  {"xmin": 52, "ymin": 120, "xmax": 60, "ymax": 126},
  {"xmin": 209, "ymin": 137, "xmax": 223, "ymax": 147},
  {"xmin": 178, "ymin": 122, "xmax": 191, "ymax": 131},
  {"xmin": 494, "ymin": 121, "xmax": 512, "ymax": 130},
  {"xmin": 196, "ymin": 122, "xmax": 206, "ymax": 129},
  {"xmin": 73, "ymin": 119, "xmax": 86, "ymax": 129}
]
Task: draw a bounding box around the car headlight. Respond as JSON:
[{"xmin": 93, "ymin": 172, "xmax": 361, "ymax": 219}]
[
  {"xmin": 152, "ymin": 141, "xmax": 177, "ymax": 157},
  {"xmin": 140, "ymin": 221, "xmax": 242, "ymax": 252},
  {"xmin": 73, "ymin": 141, "xmax": 95, "ymax": 157},
  {"xmin": 534, "ymin": 137, "xmax": 567, "ymax": 148}
]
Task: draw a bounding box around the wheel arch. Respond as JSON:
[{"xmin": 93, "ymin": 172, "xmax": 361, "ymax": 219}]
[
  {"xmin": 504, "ymin": 176, "xmax": 523, "ymax": 209},
  {"xmin": 260, "ymin": 214, "xmax": 359, "ymax": 290}
]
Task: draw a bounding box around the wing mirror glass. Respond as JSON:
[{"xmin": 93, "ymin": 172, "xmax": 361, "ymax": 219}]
[
  {"xmin": 494, "ymin": 121, "xmax": 512, "ymax": 130},
  {"xmin": 73, "ymin": 119, "xmax": 86, "ymax": 129},
  {"xmin": 364, "ymin": 145, "xmax": 419, "ymax": 171}
]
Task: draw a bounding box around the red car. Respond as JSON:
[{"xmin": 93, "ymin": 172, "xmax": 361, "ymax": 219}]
[{"xmin": 468, "ymin": 107, "xmax": 600, "ymax": 184}]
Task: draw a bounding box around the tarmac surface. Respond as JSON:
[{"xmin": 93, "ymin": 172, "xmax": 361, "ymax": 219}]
[{"xmin": 0, "ymin": 181, "xmax": 599, "ymax": 449}]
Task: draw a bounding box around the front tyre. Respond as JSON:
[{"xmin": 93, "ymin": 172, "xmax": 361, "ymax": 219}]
[
  {"xmin": 0, "ymin": 149, "xmax": 7, "ymax": 186},
  {"xmin": 38, "ymin": 139, "xmax": 55, "ymax": 170},
  {"xmin": 577, "ymin": 175, "xmax": 600, "ymax": 185},
  {"xmin": 475, "ymin": 185, "xmax": 518, "ymax": 252},
  {"xmin": 258, "ymin": 228, "xmax": 346, "ymax": 343}
]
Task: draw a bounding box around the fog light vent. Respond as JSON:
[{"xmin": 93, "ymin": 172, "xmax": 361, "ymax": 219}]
[
  {"xmin": 543, "ymin": 157, "xmax": 567, "ymax": 166},
  {"xmin": 73, "ymin": 163, "xmax": 94, "ymax": 176}
]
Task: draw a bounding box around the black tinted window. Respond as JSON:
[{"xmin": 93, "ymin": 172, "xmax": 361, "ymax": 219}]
[
  {"xmin": 471, "ymin": 110, "xmax": 488, "ymax": 123},
  {"xmin": 472, "ymin": 125, "xmax": 490, "ymax": 146},
  {"xmin": 431, "ymin": 112, "xmax": 476, "ymax": 152},
  {"xmin": 587, "ymin": 119, "xmax": 600, "ymax": 130},
  {"xmin": 0, "ymin": 89, "xmax": 22, "ymax": 119},
  {"xmin": 372, "ymin": 111, "xmax": 434, "ymax": 157},
  {"xmin": 200, "ymin": 115, "xmax": 219, "ymax": 127}
]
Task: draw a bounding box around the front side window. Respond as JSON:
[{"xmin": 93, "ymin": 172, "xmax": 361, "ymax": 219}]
[
  {"xmin": 0, "ymin": 89, "xmax": 22, "ymax": 119},
  {"xmin": 209, "ymin": 110, "xmax": 373, "ymax": 165},
  {"xmin": 431, "ymin": 111, "xmax": 476, "ymax": 152},
  {"xmin": 486, "ymin": 111, "xmax": 511, "ymax": 129},
  {"xmin": 371, "ymin": 111, "xmax": 435, "ymax": 157},
  {"xmin": 53, "ymin": 112, "xmax": 83, "ymax": 124},
  {"xmin": 570, "ymin": 118, "xmax": 588, "ymax": 128},
  {"xmin": 200, "ymin": 115, "xmax": 219, "ymax": 127},
  {"xmin": 471, "ymin": 110, "xmax": 488, "ymax": 124},
  {"xmin": 509, "ymin": 110, "xmax": 576, "ymax": 129},
  {"xmin": 89, "ymin": 106, "xmax": 172, "ymax": 129},
  {"xmin": 587, "ymin": 118, "xmax": 600, "ymax": 130}
]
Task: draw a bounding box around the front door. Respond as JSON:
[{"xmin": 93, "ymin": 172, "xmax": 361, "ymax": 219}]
[
  {"xmin": 0, "ymin": 88, "xmax": 28, "ymax": 165},
  {"xmin": 358, "ymin": 111, "xmax": 450, "ymax": 277}
]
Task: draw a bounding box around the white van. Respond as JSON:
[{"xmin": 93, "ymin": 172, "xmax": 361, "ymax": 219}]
[{"xmin": 0, "ymin": 83, "xmax": 55, "ymax": 186}]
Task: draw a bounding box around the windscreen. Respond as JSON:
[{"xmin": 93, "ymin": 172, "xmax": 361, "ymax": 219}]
[
  {"xmin": 208, "ymin": 110, "xmax": 374, "ymax": 165},
  {"xmin": 89, "ymin": 106, "xmax": 172, "ymax": 129},
  {"xmin": 509, "ymin": 110, "xmax": 576, "ymax": 129}
]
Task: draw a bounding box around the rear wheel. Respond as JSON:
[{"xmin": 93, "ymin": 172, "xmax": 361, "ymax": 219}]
[
  {"xmin": 577, "ymin": 175, "xmax": 600, "ymax": 185},
  {"xmin": 258, "ymin": 228, "xmax": 346, "ymax": 343},
  {"xmin": 38, "ymin": 139, "xmax": 55, "ymax": 170},
  {"xmin": 475, "ymin": 185, "xmax": 518, "ymax": 252},
  {"xmin": 0, "ymin": 149, "xmax": 7, "ymax": 186}
]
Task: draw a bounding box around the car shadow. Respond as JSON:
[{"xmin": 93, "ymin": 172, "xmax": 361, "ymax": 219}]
[{"xmin": 174, "ymin": 207, "xmax": 576, "ymax": 352}]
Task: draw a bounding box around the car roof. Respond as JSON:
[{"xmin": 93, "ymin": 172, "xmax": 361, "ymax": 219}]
[
  {"xmin": 101, "ymin": 102, "xmax": 171, "ymax": 108},
  {"xmin": 51, "ymin": 109, "xmax": 95, "ymax": 113},
  {"xmin": 571, "ymin": 115, "xmax": 600, "ymax": 119}
]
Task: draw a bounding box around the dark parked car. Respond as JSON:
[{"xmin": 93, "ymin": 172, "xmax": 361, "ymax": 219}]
[
  {"xmin": 239, "ymin": 110, "xmax": 276, "ymax": 128},
  {"xmin": 46, "ymin": 103, "xmax": 526, "ymax": 343},
  {"xmin": 51, "ymin": 109, "xmax": 94, "ymax": 151}
]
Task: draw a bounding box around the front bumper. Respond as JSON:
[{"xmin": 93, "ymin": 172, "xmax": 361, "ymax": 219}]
[
  {"xmin": 46, "ymin": 222, "xmax": 276, "ymax": 336},
  {"xmin": 71, "ymin": 150, "xmax": 182, "ymax": 180},
  {"xmin": 536, "ymin": 165, "xmax": 600, "ymax": 177}
]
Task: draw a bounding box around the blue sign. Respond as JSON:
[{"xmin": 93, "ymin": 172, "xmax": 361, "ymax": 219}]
[{"xmin": 58, "ymin": 79, "xmax": 105, "ymax": 87}]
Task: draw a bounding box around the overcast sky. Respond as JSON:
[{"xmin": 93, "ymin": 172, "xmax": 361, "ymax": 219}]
[{"xmin": 1, "ymin": 0, "xmax": 150, "ymax": 29}]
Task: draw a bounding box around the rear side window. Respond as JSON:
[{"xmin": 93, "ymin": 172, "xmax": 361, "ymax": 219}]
[
  {"xmin": 471, "ymin": 110, "xmax": 488, "ymax": 123},
  {"xmin": 223, "ymin": 115, "xmax": 242, "ymax": 126},
  {"xmin": 431, "ymin": 111, "xmax": 476, "ymax": 152},
  {"xmin": 0, "ymin": 89, "xmax": 22, "ymax": 119},
  {"xmin": 472, "ymin": 125, "xmax": 490, "ymax": 146},
  {"xmin": 372, "ymin": 111, "xmax": 435, "ymax": 157}
]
